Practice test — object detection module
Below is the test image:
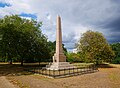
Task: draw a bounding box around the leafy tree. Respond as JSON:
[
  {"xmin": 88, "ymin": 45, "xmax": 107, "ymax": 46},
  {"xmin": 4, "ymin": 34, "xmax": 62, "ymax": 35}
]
[
  {"xmin": 66, "ymin": 52, "xmax": 81, "ymax": 63},
  {"xmin": 76, "ymin": 30, "xmax": 115, "ymax": 64},
  {"xmin": 0, "ymin": 15, "xmax": 49, "ymax": 65},
  {"xmin": 110, "ymin": 43, "xmax": 120, "ymax": 64},
  {"xmin": 0, "ymin": 21, "xmax": 17, "ymax": 64},
  {"xmin": 47, "ymin": 41, "xmax": 56, "ymax": 60}
]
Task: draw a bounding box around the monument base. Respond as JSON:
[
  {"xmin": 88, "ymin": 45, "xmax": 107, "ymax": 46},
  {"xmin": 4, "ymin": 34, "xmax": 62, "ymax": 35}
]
[{"xmin": 46, "ymin": 62, "xmax": 75, "ymax": 70}]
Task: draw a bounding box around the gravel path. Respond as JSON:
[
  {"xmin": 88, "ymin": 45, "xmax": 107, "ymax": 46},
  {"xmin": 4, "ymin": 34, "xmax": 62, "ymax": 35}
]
[{"xmin": 0, "ymin": 76, "xmax": 19, "ymax": 88}]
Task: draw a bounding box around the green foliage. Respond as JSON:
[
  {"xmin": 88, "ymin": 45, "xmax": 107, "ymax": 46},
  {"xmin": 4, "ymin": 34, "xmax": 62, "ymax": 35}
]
[
  {"xmin": 110, "ymin": 43, "xmax": 120, "ymax": 64},
  {"xmin": 112, "ymin": 57, "xmax": 120, "ymax": 64},
  {"xmin": 47, "ymin": 41, "xmax": 56, "ymax": 60},
  {"xmin": 47, "ymin": 41, "xmax": 67, "ymax": 61},
  {"xmin": 66, "ymin": 53, "xmax": 81, "ymax": 63},
  {"xmin": 76, "ymin": 30, "xmax": 115, "ymax": 64},
  {"xmin": 0, "ymin": 15, "xmax": 50, "ymax": 65}
]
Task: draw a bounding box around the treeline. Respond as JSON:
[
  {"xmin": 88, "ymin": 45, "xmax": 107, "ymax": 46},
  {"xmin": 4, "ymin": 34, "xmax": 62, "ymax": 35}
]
[
  {"xmin": 0, "ymin": 15, "xmax": 119, "ymax": 65},
  {"xmin": 67, "ymin": 41, "xmax": 120, "ymax": 64},
  {"xmin": 0, "ymin": 15, "xmax": 67, "ymax": 65}
]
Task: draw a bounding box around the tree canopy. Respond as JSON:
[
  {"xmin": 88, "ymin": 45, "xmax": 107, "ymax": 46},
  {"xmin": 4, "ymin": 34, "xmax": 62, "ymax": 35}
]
[
  {"xmin": 76, "ymin": 30, "xmax": 115, "ymax": 64},
  {"xmin": 110, "ymin": 43, "xmax": 120, "ymax": 64},
  {"xmin": 0, "ymin": 15, "xmax": 50, "ymax": 65}
]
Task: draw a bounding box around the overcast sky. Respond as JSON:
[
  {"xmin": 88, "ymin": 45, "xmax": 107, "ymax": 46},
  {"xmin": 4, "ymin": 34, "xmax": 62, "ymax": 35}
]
[{"xmin": 0, "ymin": 0, "xmax": 120, "ymax": 51}]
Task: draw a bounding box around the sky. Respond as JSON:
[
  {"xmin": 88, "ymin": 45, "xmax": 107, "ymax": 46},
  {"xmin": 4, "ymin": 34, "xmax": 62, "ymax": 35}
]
[{"xmin": 0, "ymin": 0, "xmax": 120, "ymax": 51}]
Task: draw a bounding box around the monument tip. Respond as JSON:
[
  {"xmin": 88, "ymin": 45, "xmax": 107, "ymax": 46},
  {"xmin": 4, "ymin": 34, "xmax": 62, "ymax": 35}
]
[{"xmin": 57, "ymin": 15, "xmax": 61, "ymax": 18}]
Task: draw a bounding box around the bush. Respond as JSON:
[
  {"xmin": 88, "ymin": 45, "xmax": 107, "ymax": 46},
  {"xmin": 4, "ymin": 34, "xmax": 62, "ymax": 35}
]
[
  {"xmin": 112, "ymin": 57, "xmax": 120, "ymax": 64},
  {"xmin": 67, "ymin": 57, "xmax": 74, "ymax": 63},
  {"xmin": 66, "ymin": 53, "xmax": 81, "ymax": 63}
]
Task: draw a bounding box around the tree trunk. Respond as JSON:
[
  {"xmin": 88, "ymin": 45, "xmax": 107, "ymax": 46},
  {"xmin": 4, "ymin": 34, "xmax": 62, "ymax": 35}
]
[
  {"xmin": 10, "ymin": 59, "xmax": 12, "ymax": 64},
  {"xmin": 21, "ymin": 58, "xmax": 23, "ymax": 66},
  {"xmin": 39, "ymin": 61, "xmax": 40, "ymax": 66},
  {"xmin": 8, "ymin": 54, "xmax": 12, "ymax": 64},
  {"xmin": 9, "ymin": 59, "xmax": 12, "ymax": 64}
]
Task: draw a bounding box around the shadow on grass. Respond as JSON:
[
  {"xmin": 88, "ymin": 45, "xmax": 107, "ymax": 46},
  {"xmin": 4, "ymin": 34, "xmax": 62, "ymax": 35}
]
[
  {"xmin": 97, "ymin": 64, "xmax": 116, "ymax": 68},
  {"xmin": 0, "ymin": 63, "xmax": 47, "ymax": 77}
]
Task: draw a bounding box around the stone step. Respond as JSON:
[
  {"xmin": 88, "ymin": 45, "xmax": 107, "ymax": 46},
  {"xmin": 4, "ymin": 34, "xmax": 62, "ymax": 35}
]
[{"xmin": 46, "ymin": 62, "xmax": 75, "ymax": 70}]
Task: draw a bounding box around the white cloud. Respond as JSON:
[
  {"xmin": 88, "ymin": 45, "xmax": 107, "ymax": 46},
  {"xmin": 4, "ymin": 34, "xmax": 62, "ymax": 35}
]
[
  {"xmin": 20, "ymin": 16, "xmax": 32, "ymax": 20},
  {"xmin": 0, "ymin": 0, "xmax": 120, "ymax": 51}
]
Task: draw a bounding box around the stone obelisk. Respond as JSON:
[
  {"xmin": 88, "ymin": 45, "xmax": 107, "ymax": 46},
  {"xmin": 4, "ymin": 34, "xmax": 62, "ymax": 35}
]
[
  {"xmin": 47, "ymin": 15, "xmax": 74, "ymax": 70},
  {"xmin": 53, "ymin": 16, "xmax": 66, "ymax": 62}
]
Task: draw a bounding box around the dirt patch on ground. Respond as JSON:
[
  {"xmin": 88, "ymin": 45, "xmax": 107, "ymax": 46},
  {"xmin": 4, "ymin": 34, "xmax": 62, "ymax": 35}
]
[
  {"xmin": 6, "ymin": 67, "xmax": 120, "ymax": 88},
  {"xmin": 0, "ymin": 63, "xmax": 120, "ymax": 88},
  {"xmin": 0, "ymin": 76, "xmax": 19, "ymax": 88}
]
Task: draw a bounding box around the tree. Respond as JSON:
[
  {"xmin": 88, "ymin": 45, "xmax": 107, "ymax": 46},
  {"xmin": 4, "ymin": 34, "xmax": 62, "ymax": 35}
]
[
  {"xmin": 66, "ymin": 52, "xmax": 81, "ymax": 63},
  {"xmin": 47, "ymin": 41, "xmax": 56, "ymax": 60},
  {"xmin": 110, "ymin": 43, "xmax": 120, "ymax": 64},
  {"xmin": 0, "ymin": 15, "xmax": 49, "ymax": 65},
  {"xmin": 76, "ymin": 30, "xmax": 115, "ymax": 64},
  {"xmin": 0, "ymin": 21, "xmax": 17, "ymax": 64}
]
